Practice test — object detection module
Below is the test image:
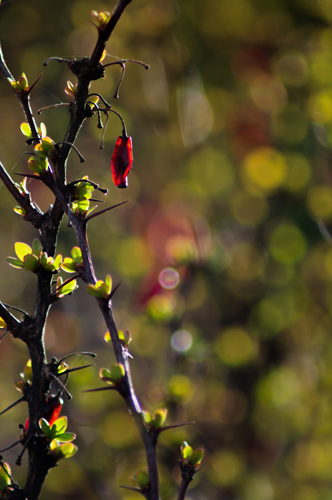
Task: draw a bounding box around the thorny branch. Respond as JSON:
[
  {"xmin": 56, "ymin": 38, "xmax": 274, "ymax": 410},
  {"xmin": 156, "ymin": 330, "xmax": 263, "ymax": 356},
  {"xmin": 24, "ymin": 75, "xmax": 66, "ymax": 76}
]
[{"xmin": 0, "ymin": 1, "xmax": 203, "ymax": 499}]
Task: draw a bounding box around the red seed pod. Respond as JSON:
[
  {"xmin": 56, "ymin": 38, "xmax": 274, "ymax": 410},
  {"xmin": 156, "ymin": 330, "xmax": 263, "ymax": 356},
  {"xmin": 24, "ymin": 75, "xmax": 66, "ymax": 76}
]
[
  {"xmin": 111, "ymin": 135, "xmax": 133, "ymax": 188},
  {"xmin": 45, "ymin": 395, "xmax": 63, "ymax": 426},
  {"xmin": 24, "ymin": 394, "xmax": 63, "ymax": 433}
]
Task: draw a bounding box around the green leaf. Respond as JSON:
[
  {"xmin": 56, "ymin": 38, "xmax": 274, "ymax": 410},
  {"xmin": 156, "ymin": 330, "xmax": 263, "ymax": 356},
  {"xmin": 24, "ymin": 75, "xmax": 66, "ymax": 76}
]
[
  {"xmin": 20, "ymin": 122, "xmax": 32, "ymax": 138},
  {"xmin": 100, "ymin": 364, "xmax": 125, "ymax": 384},
  {"xmin": 105, "ymin": 274, "xmax": 112, "ymax": 294},
  {"xmin": 61, "ymin": 258, "xmax": 76, "ymax": 273},
  {"xmin": 40, "ymin": 252, "xmax": 48, "ymax": 267},
  {"xmin": 51, "ymin": 416, "xmax": 68, "ymax": 435},
  {"xmin": 86, "ymin": 205, "xmax": 97, "ymax": 216},
  {"xmin": 71, "ymin": 247, "xmax": 82, "ymax": 263},
  {"xmin": 59, "ymin": 442, "xmax": 78, "ymax": 458},
  {"xmin": 136, "ymin": 470, "xmax": 149, "ymax": 489},
  {"xmin": 57, "ymin": 362, "xmax": 69, "ymax": 374},
  {"xmin": 34, "ymin": 137, "xmax": 56, "ymax": 158},
  {"xmin": 53, "ymin": 254, "xmax": 62, "ymax": 269},
  {"xmin": 7, "ymin": 257, "xmax": 24, "ymax": 269},
  {"xmin": 32, "ymin": 239, "xmax": 42, "ymax": 252},
  {"xmin": 189, "ymin": 448, "xmax": 204, "ymax": 467},
  {"xmin": 150, "ymin": 408, "xmax": 168, "ymax": 429},
  {"xmin": 15, "ymin": 242, "xmax": 32, "ymax": 261},
  {"xmin": 104, "ymin": 331, "xmax": 112, "ymax": 344},
  {"xmin": 99, "ymin": 367, "xmax": 113, "ymax": 382},
  {"xmin": 23, "ymin": 253, "xmax": 40, "ymax": 271},
  {"xmin": 76, "ymin": 199, "xmax": 90, "ymax": 212},
  {"xmin": 18, "ymin": 73, "xmax": 28, "ymax": 89},
  {"xmin": 87, "ymin": 284, "xmax": 104, "ymax": 298},
  {"xmin": 39, "ymin": 418, "xmax": 51, "ymax": 437},
  {"xmin": 0, "ymin": 462, "xmax": 11, "ymax": 490},
  {"xmin": 13, "ymin": 206, "xmax": 26, "ymax": 216},
  {"xmin": 60, "ymin": 279, "xmax": 78, "ymax": 297},
  {"xmin": 182, "ymin": 445, "xmax": 193, "ymax": 460},
  {"xmin": 28, "ymin": 157, "xmax": 47, "ymax": 175},
  {"xmin": 143, "ymin": 411, "xmax": 152, "ymax": 424},
  {"xmin": 39, "ymin": 123, "xmax": 47, "ymax": 137},
  {"xmin": 110, "ymin": 363, "xmax": 125, "ymax": 382},
  {"xmin": 23, "ymin": 359, "xmax": 32, "ymax": 383},
  {"xmin": 55, "ymin": 432, "xmax": 76, "ymax": 443},
  {"xmin": 51, "ymin": 442, "xmax": 78, "ymax": 460},
  {"xmin": 13, "ymin": 379, "xmax": 26, "ymax": 392}
]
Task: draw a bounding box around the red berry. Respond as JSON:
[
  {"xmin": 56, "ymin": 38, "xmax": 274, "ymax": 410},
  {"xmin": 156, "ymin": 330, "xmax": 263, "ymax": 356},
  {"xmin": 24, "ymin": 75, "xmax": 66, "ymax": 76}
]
[{"xmin": 111, "ymin": 135, "xmax": 133, "ymax": 188}]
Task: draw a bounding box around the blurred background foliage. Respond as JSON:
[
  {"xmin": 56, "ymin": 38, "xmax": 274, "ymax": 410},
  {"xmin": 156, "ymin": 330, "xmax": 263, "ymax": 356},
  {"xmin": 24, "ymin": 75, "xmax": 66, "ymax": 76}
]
[{"xmin": 2, "ymin": 0, "xmax": 332, "ymax": 499}]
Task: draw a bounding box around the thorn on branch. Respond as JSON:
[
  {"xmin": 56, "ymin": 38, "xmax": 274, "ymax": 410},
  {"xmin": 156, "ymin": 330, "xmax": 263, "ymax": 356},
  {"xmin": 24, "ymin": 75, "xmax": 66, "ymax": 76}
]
[
  {"xmin": 14, "ymin": 172, "xmax": 44, "ymax": 181},
  {"xmin": 56, "ymin": 352, "xmax": 97, "ymax": 364},
  {"xmin": 85, "ymin": 200, "xmax": 128, "ymax": 222},
  {"xmin": 1, "ymin": 303, "xmax": 29, "ymax": 317},
  {"xmin": 0, "ymin": 397, "xmax": 26, "ymax": 417},
  {"xmin": 158, "ymin": 421, "xmax": 195, "ymax": 435},
  {"xmin": 27, "ymin": 72, "xmax": 44, "ymax": 94},
  {"xmin": 62, "ymin": 364, "xmax": 95, "ymax": 375},
  {"xmin": 82, "ymin": 386, "xmax": 118, "ymax": 393},
  {"xmin": 119, "ymin": 485, "xmax": 143, "ymax": 494},
  {"xmin": 0, "ymin": 330, "xmax": 7, "ymax": 342},
  {"xmin": 109, "ymin": 281, "xmax": 121, "ymax": 300},
  {"xmin": 50, "ymin": 274, "xmax": 80, "ymax": 297},
  {"xmin": 49, "ymin": 373, "xmax": 72, "ymax": 400}
]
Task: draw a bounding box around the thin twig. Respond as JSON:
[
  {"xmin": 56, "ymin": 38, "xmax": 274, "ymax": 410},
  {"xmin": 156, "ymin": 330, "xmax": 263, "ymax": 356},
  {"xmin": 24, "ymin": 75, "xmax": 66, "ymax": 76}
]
[{"xmin": 86, "ymin": 201, "xmax": 129, "ymax": 221}]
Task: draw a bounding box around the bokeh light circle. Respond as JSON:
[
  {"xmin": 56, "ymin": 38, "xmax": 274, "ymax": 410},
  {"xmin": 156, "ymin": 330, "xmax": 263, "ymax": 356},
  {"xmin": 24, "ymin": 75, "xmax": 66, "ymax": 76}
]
[
  {"xmin": 171, "ymin": 329, "xmax": 193, "ymax": 352},
  {"xmin": 159, "ymin": 267, "xmax": 180, "ymax": 289}
]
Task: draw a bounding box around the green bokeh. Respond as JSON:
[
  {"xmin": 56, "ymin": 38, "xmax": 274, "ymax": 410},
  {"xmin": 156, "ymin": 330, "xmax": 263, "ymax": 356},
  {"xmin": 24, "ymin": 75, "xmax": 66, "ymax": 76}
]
[{"xmin": 1, "ymin": 0, "xmax": 332, "ymax": 499}]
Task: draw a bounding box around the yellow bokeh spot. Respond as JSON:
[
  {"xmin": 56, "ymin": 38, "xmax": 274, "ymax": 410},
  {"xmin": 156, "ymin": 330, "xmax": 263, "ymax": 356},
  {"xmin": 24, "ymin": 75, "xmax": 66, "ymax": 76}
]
[
  {"xmin": 287, "ymin": 439, "xmax": 332, "ymax": 481},
  {"xmin": 309, "ymin": 91, "xmax": 332, "ymax": 124},
  {"xmin": 268, "ymin": 223, "xmax": 307, "ymax": 265},
  {"xmin": 209, "ymin": 450, "xmax": 243, "ymax": 486},
  {"xmin": 101, "ymin": 411, "xmax": 139, "ymax": 448},
  {"xmin": 254, "ymin": 289, "xmax": 305, "ymax": 333},
  {"xmin": 168, "ymin": 375, "xmax": 194, "ymax": 403},
  {"xmin": 307, "ymin": 185, "xmax": 332, "ymax": 220},
  {"xmin": 115, "ymin": 237, "xmax": 153, "ymax": 277},
  {"xmin": 147, "ymin": 294, "xmax": 175, "ymax": 321},
  {"xmin": 188, "ymin": 148, "xmax": 235, "ymax": 198},
  {"xmin": 283, "ymin": 153, "xmax": 311, "ymax": 192},
  {"xmin": 243, "ymin": 147, "xmax": 287, "ymax": 193},
  {"xmin": 215, "ymin": 327, "xmax": 257, "ymax": 367},
  {"xmin": 256, "ymin": 367, "xmax": 300, "ymax": 407},
  {"xmin": 231, "ymin": 191, "xmax": 269, "ymax": 226},
  {"xmin": 165, "ymin": 235, "xmax": 197, "ymax": 264},
  {"xmin": 241, "ymin": 474, "xmax": 274, "ymax": 500}
]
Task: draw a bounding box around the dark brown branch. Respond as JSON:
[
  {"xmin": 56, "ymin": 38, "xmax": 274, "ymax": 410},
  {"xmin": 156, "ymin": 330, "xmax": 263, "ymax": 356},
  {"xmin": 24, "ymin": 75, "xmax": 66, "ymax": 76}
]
[
  {"xmin": 89, "ymin": 0, "xmax": 133, "ymax": 67},
  {"xmin": 0, "ymin": 163, "xmax": 43, "ymax": 228},
  {"xmin": 0, "ymin": 45, "xmax": 39, "ymax": 142},
  {"xmin": 176, "ymin": 462, "xmax": 196, "ymax": 500},
  {"xmin": 0, "ymin": 302, "xmax": 21, "ymax": 335}
]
